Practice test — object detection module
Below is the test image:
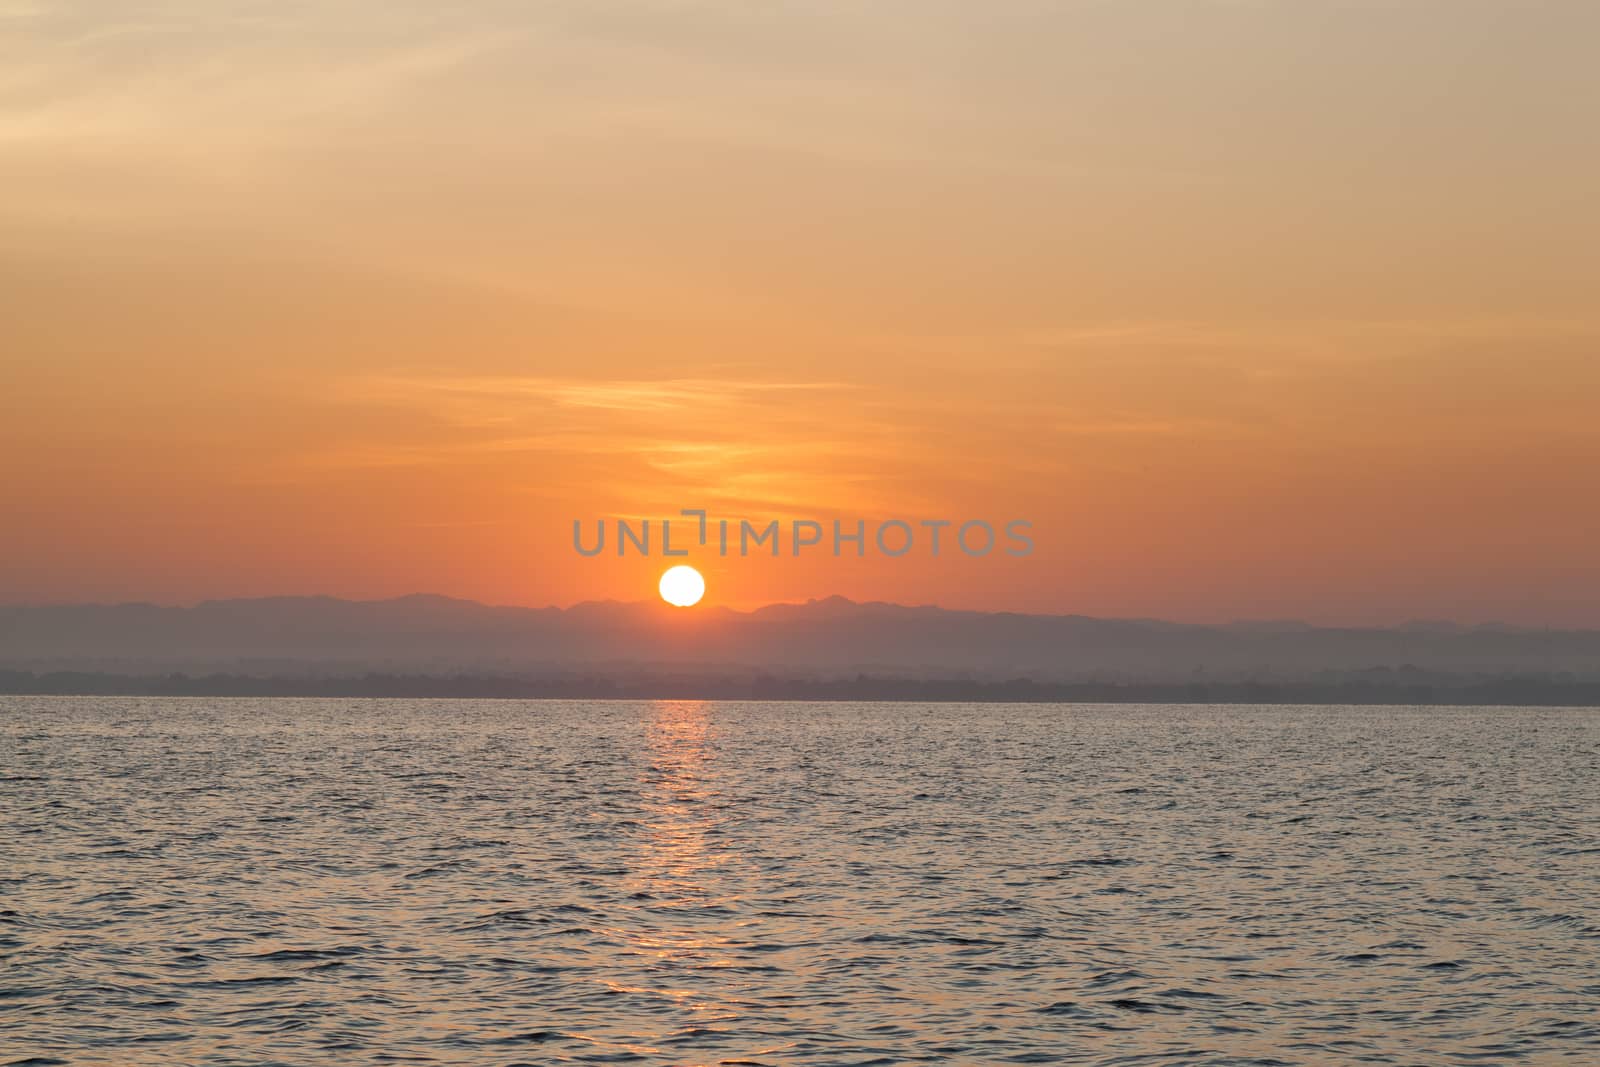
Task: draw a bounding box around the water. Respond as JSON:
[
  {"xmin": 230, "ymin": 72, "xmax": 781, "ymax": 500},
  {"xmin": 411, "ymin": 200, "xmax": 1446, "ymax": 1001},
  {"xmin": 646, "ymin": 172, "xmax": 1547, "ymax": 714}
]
[{"xmin": 2, "ymin": 698, "xmax": 1597, "ymax": 1066}]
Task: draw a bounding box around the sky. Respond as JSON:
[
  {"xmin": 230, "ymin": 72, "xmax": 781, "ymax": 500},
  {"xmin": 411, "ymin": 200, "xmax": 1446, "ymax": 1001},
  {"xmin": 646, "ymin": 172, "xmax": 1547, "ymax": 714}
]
[{"xmin": 3, "ymin": 1, "xmax": 1598, "ymax": 624}]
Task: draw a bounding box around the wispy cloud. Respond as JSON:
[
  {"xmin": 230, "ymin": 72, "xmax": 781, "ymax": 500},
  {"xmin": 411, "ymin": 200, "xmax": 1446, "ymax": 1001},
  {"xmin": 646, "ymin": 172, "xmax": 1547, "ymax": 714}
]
[
  {"xmin": 341, "ymin": 373, "xmax": 856, "ymax": 423},
  {"xmin": 279, "ymin": 371, "xmax": 989, "ymax": 518},
  {"xmin": 354, "ymin": 374, "xmax": 848, "ymax": 411},
  {"xmin": 0, "ymin": 8, "xmax": 509, "ymax": 145}
]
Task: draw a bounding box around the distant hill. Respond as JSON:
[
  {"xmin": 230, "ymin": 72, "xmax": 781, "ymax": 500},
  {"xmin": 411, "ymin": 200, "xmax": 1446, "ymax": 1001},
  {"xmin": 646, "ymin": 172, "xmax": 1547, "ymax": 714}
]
[{"xmin": 2, "ymin": 595, "xmax": 1598, "ymax": 683}]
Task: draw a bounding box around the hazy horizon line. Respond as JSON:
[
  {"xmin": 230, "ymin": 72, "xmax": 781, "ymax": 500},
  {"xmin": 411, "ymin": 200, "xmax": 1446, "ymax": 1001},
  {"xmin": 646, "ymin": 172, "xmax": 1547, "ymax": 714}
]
[{"xmin": 2, "ymin": 591, "xmax": 1588, "ymax": 634}]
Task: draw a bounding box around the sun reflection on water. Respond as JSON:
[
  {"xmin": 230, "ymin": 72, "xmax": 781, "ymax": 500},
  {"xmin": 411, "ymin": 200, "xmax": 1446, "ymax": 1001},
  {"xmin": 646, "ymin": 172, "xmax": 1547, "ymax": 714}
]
[
  {"xmin": 606, "ymin": 700, "xmax": 760, "ymax": 1049},
  {"xmin": 622, "ymin": 700, "xmax": 750, "ymax": 962}
]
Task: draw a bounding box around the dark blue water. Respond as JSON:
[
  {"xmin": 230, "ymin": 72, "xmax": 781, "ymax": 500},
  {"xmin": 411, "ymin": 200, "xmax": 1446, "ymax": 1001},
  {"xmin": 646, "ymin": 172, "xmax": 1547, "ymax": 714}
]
[{"xmin": 2, "ymin": 698, "xmax": 1597, "ymax": 1065}]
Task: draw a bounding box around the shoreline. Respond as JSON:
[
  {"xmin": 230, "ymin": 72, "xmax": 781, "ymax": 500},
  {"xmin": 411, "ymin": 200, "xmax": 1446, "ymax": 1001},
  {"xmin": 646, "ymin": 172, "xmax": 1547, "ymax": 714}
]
[{"xmin": 4, "ymin": 669, "xmax": 1598, "ymax": 706}]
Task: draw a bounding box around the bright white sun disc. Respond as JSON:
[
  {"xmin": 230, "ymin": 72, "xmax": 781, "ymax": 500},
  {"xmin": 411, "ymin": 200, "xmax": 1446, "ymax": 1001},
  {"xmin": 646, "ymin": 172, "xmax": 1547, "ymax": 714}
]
[{"xmin": 658, "ymin": 565, "xmax": 705, "ymax": 607}]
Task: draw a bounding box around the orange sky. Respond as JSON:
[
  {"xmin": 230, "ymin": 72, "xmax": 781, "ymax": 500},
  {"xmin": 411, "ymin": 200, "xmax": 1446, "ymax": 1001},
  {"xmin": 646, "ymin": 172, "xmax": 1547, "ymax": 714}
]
[{"xmin": 3, "ymin": 2, "xmax": 1598, "ymax": 624}]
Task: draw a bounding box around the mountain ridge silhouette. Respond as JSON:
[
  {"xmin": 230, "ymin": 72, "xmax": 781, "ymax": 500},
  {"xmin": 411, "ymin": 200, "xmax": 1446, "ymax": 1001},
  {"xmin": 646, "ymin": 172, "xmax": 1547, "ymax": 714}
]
[{"xmin": 3, "ymin": 594, "xmax": 1596, "ymax": 683}]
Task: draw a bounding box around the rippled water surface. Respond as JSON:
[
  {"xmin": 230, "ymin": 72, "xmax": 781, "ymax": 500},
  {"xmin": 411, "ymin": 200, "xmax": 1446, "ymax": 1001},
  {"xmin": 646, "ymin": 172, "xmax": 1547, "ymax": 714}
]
[{"xmin": 2, "ymin": 698, "xmax": 1597, "ymax": 1065}]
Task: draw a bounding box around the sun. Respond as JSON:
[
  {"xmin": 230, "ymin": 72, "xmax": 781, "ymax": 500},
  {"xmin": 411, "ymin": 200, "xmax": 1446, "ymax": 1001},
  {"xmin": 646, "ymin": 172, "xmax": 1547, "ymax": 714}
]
[{"xmin": 658, "ymin": 564, "xmax": 706, "ymax": 607}]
